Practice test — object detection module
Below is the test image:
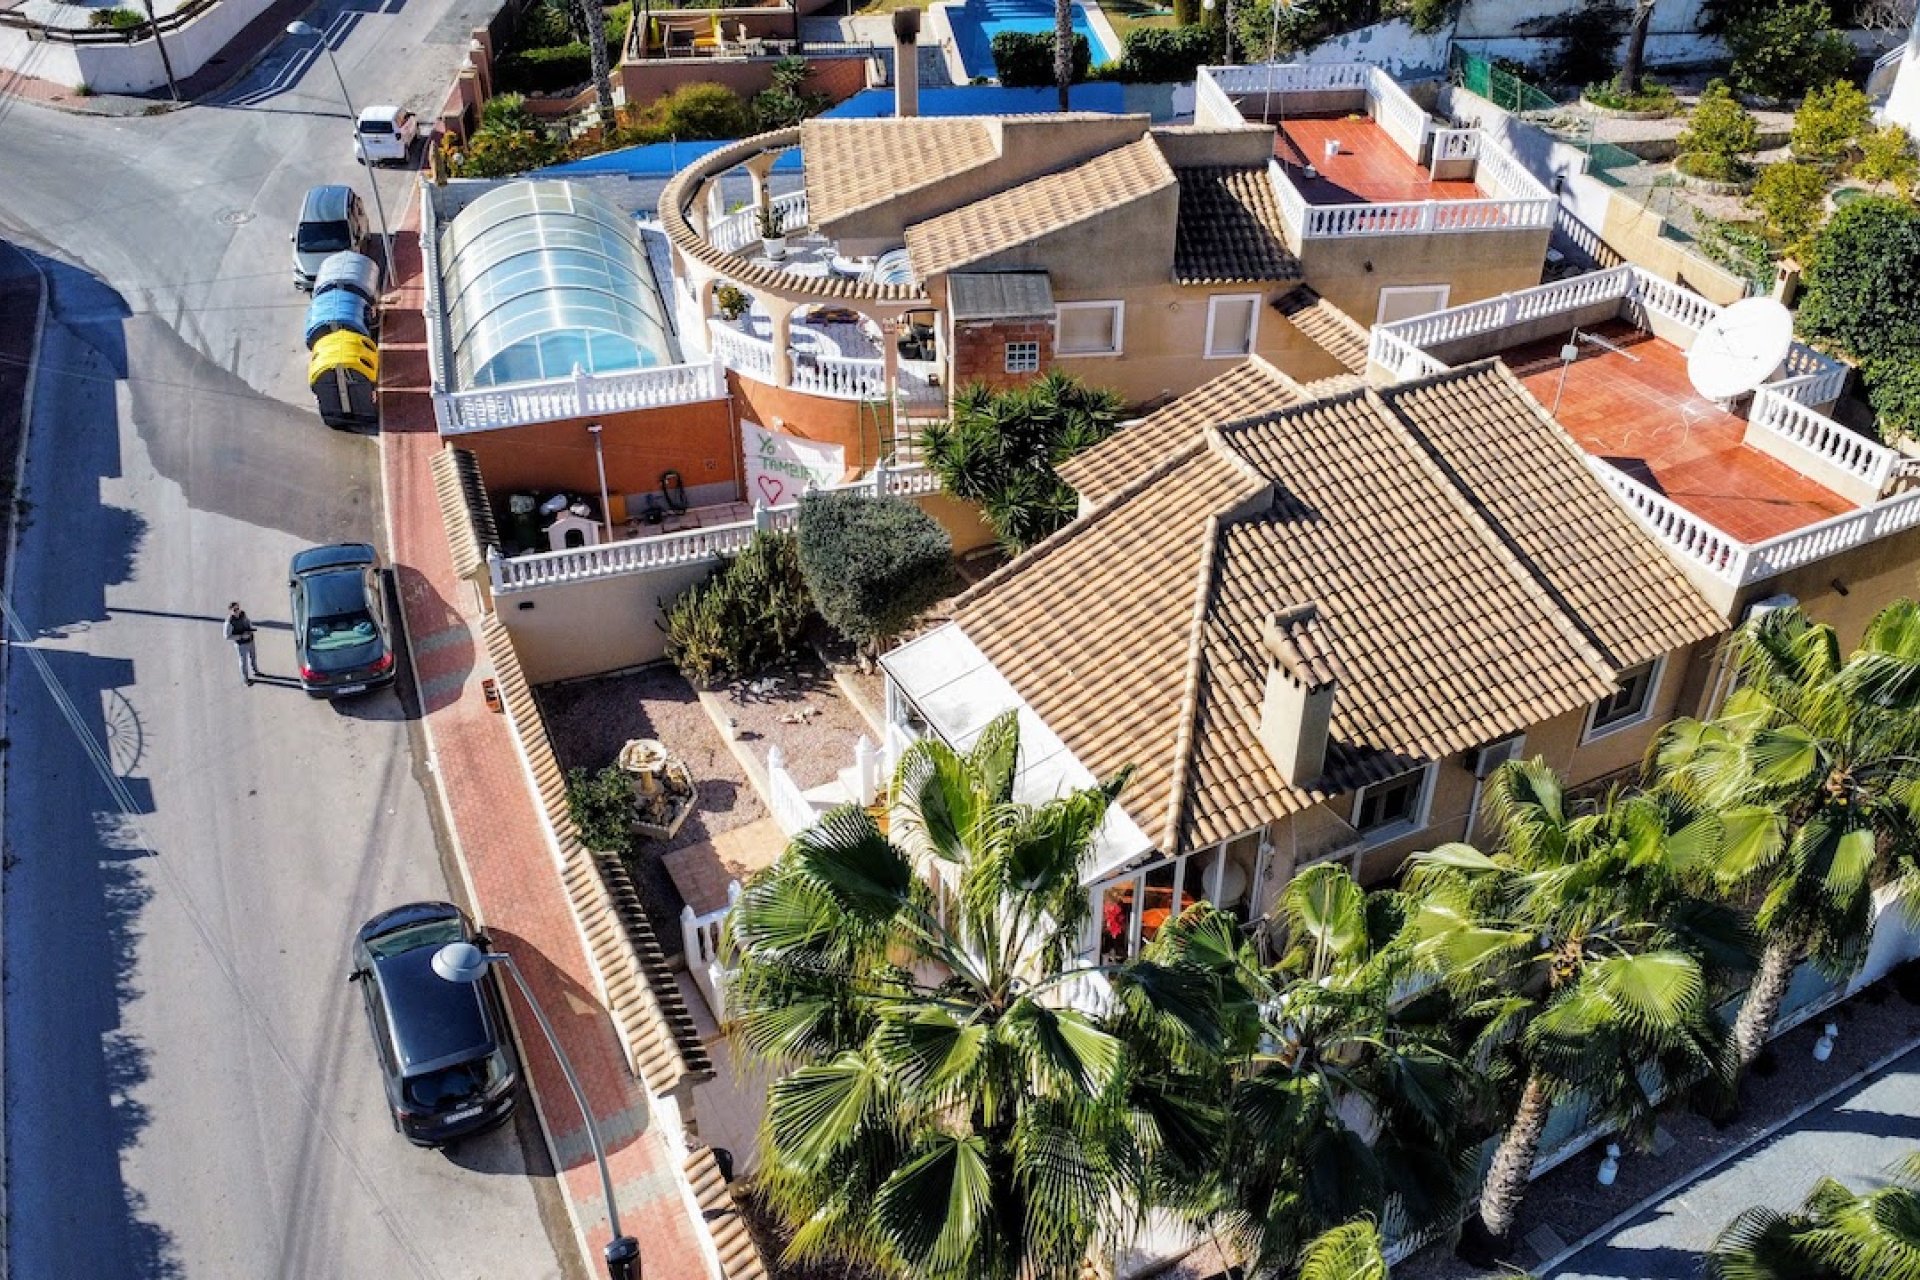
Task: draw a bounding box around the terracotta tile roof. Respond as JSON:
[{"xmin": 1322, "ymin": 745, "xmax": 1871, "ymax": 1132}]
[
  {"xmin": 1381, "ymin": 361, "xmax": 1724, "ymax": 669},
  {"xmin": 952, "ymin": 365, "xmax": 1711, "ymax": 854},
  {"xmin": 1276, "ymin": 287, "xmax": 1371, "ymax": 374},
  {"xmin": 430, "ymin": 445, "xmax": 498, "ymax": 581},
  {"xmin": 801, "ymin": 118, "xmax": 1000, "ymax": 227},
  {"xmin": 685, "ymin": 1146, "xmax": 771, "ymax": 1280},
  {"xmin": 1172, "ymin": 166, "xmax": 1302, "ymax": 285},
  {"xmin": 904, "ymin": 137, "xmax": 1176, "ymax": 280},
  {"xmin": 1264, "ymin": 603, "xmax": 1340, "ymax": 691},
  {"xmin": 1058, "ymin": 360, "xmax": 1304, "ymax": 506}
]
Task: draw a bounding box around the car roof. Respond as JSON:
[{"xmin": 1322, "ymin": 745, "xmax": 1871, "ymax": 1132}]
[
  {"xmin": 358, "ymin": 105, "xmax": 406, "ymax": 124},
  {"xmin": 300, "ymin": 185, "xmax": 355, "ymax": 223},
  {"xmin": 373, "ymin": 943, "xmax": 498, "ymax": 1075},
  {"xmin": 292, "ymin": 542, "xmax": 376, "ymax": 575}
]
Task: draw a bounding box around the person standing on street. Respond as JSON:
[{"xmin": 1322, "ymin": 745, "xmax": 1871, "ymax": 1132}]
[{"xmin": 224, "ymin": 602, "xmax": 258, "ymax": 686}]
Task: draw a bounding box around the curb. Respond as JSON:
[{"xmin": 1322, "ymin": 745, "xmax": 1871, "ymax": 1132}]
[
  {"xmin": 1534, "ymin": 1034, "xmax": 1920, "ymax": 1277},
  {"xmin": 0, "ymin": 239, "xmax": 52, "ymax": 1280}
]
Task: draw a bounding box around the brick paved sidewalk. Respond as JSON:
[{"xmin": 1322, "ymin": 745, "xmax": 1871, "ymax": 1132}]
[{"xmin": 378, "ymin": 193, "xmax": 714, "ymax": 1279}]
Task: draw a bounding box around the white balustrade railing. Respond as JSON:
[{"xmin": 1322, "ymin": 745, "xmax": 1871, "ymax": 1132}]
[
  {"xmin": 435, "ymin": 360, "xmax": 726, "ymax": 433},
  {"xmin": 1367, "ymin": 329, "xmax": 1450, "ymax": 380},
  {"xmin": 1194, "ymin": 63, "xmax": 1240, "ymax": 125},
  {"xmin": 1201, "ymin": 61, "xmax": 1369, "ymax": 99},
  {"xmin": 678, "ymin": 881, "xmax": 740, "ymax": 1024},
  {"xmin": 1626, "ymin": 270, "xmax": 1720, "ymax": 335},
  {"xmin": 1294, "ymin": 194, "xmax": 1552, "ymax": 238},
  {"xmin": 790, "ymin": 350, "xmax": 885, "ymax": 400},
  {"xmin": 1431, "ymin": 127, "xmax": 1480, "ymax": 162},
  {"xmin": 1747, "ymin": 387, "xmax": 1899, "ymax": 493},
  {"xmin": 766, "ymin": 744, "xmax": 817, "ymax": 836},
  {"xmin": 420, "ymin": 189, "xmax": 449, "ymax": 394},
  {"xmin": 1473, "ymin": 141, "xmax": 1550, "ymax": 202},
  {"xmin": 490, "ymin": 459, "xmax": 937, "ymax": 592},
  {"xmin": 1269, "ymin": 159, "xmax": 1308, "ymax": 236},
  {"xmin": 1744, "ymin": 489, "xmax": 1920, "ymax": 582},
  {"xmin": 707, "ymin": 318, "xmax": 776, "ymax": 381},
  {"xmin": 1372, "ymin": 266, "xmax": 1636, "ymax": 356},
  {"xmin": 1366, "ymin": 64, "xmax": 1430, "ymax": 157},
  {"xmin": 707, "ymin": 190, "xmax": 809, "ymax": 255},
  {"xmin": 1586, "ymin": 457, "xmax": 1754, "ymax": 584},
  {"xmin": 1778, "ymin": 345, "xmax": 1850, "ymax": 405}
]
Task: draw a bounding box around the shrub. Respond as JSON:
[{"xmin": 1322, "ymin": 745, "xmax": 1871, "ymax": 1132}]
[
  {"xmin": 447, "ymin": 126, "xmax": 566, "ymax": 177},
  {"xmin": 1857, "ymin": 123, "xmax": 1920, "ymax": 194},
  {"xmin": 752, "ymin": 55, "xmax": 829, "ymax": 130},
  {"xmin": 662, "ymin": 531, "xmax": 814, "ymax": 687},
  {"xmin": 796, "ymin": 491, "xmax": 951, "ymax": 660},
  {"xmin": 715, "ymin": 283, "xmax": 750, "ymax": 321},
  {"xmin": 1115, "ymin": 25, "xmax": 1219, "ymax": 82},
  {"xmin": 1749, "ymin": 161, "xmax": 1829, "ymax": 252},
  {"xmin": 514, "ymin": 0, "xmax": 576, "ymax": 49},
  {"xmin": 1677, "ymin": 81, "xmax": 1760, "ymax": 181},
  {"xmin": 1863, "ymin": 353, "xmax": 1920, "ymax": 442},
  {"xmin": 1584, "ymin": 80, "xmax": 1677, "ymax": 113},
  {"xmin": 1799, "ymin": 197, "xmax": 1920, "ymax": 441},
  {"xmin": 566, "ymin": 765, "xmax": 633, "ymax": 851},
  {"xmin": 494, "ymin": 42, "xmax": 594, "ymax": 94},
  {"xmin": 1726, "ymin": 0, "xmax": 1854, "ymax": 100},
  {"xmin": 1791, "ymin": 78, "xmax": 1871, "ymax": 160},
  {"xmin": 89, "ymin": 7, "xmax": 143, "ymax": 28},
  {"xmin": 1410, "ymin": 0, "xmax": 1454, "ymax": 33},
  {"xmin": 991, "ymin": 30, "xmax": 1089, "ymax": 87},
  {"xmin": 481, "ymin": 91, "xmax": 537, "ymax": 133},
  {"xmin": 1696, "ymin": 216, "xmax": 1776, "ymax": 294},
  {"xmin": 616, "ymin": 82, "xmax": 753, "ymax": 144},
  {"xmin": 921, "ymin": 371, "xmax": 1124, "ymax": 553}
]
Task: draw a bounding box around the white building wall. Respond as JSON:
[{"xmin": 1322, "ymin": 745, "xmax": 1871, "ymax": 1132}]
[{"xmin": 1883, "ymin": 6, "xmax": 1920, "ymax": 132}]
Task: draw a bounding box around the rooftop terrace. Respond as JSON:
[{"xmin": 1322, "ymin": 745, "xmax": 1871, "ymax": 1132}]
[
  {"xmin": 1274, "ymin": 115, "xmax": 1483, "ymax": 205},
  {"xmin": 1368, "ymin": 267, "xmax": 1920, "ymax": 600}
]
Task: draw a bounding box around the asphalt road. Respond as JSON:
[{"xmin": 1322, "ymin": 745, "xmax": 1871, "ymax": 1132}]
[
  {"xmin": 0, "ymin": 5, "xmax": 576, "ymax": 1277},
  {"xmin": 1544, "ymin": 1041, "xmax": 1920, "ymax": 1280}
]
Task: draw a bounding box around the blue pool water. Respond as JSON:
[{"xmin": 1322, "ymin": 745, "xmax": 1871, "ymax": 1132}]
[{"xmin": 947, "ymin": 0, "xmax": 1117, "ymax": 82}]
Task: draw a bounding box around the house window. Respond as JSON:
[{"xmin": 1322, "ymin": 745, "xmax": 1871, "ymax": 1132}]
[
  {"xmin": 1056, "ymin": 301, "xmax": 1124, "ymax": 356},
  {"xmin": 1375, "ymin": 284, "xmax": 1452, "ymax": 326},
  {"xmin": 1088, "ymin": 831, "xmax": 1264, "ymax": 961},
  {"xmin": 1584, "ymin": 656, "xmax": 1665, "ymax": 740},
  {"xmin": 1005, "ymin": 340, "xmax": 1040, "ymax": 374},
  {"xmin": 1351, "ymin": 765, "xmax": 1434, "ymax": 842},
  {"xmin": 1205, "ymin": 294, "xmax": 1260, "ymax": 359}
]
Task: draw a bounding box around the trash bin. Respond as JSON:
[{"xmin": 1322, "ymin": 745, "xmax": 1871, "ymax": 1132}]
[
  {"xmin": 304, "ymin": 288, "xmax": 374, "ymax": 349},
  {"xmin": 314, "ymin": 251, "xmax": 382, "ymax": 306},
  {"xmin": 308, "ymin": 331, "xmax": 379, "ymax": 429}
]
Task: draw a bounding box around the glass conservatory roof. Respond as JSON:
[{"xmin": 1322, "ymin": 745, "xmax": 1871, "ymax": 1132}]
[{"xmin": 440, "ymin": 181, "xmax": 678, "ymax": 389}]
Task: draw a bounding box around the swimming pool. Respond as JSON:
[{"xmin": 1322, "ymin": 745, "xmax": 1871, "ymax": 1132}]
[{"xmin": 946, "ymin": 0, "xmax": 1117, "ymax": 82}]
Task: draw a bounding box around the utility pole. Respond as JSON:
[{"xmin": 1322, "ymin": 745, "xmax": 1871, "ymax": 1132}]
[{"xmin": 139, "ymin": 0, "xmax": 181, "ymax": 102}]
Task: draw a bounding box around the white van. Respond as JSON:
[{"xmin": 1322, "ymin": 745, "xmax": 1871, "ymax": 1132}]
[{"xmin": 354, "ymin": 106, "xmax": 418, "ymax": 166}]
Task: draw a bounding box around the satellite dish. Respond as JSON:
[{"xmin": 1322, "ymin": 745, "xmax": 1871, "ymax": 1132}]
[{"xmin": 1687, "ymin": 296, "xmax": 1794, "ymax": 404}]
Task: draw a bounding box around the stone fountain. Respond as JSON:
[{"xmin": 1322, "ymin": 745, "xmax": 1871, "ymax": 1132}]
[{"xmin": 617, "ymin": 738, "xmax": 697, "ymax": 841}]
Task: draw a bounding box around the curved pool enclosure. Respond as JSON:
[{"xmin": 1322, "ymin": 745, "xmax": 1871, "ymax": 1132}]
[{"xmin": 439, "ymin": 181, "xmax": 678, "ymax": 389}]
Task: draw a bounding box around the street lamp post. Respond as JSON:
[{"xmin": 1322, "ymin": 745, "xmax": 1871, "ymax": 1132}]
[
  {"xmin": 286, "ymin": 20, "xmax": 395, "ymax": 286},
  {"xmin": 433, "ymin": 942, "xmax": 642, "ymax": 1280}
]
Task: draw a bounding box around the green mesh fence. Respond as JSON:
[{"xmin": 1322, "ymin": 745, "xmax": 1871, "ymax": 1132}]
[{"xmin": 1449, "ymin": 45, "xmax": 1557, "ymax": 116}]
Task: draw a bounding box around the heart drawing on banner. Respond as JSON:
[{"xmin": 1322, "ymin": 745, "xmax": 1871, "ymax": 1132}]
[{"xmin": 757, "ymin": 474, "xmax": 786, "ymax": 506}]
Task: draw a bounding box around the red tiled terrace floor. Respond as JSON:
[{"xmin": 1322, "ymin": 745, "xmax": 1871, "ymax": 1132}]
[
  {"xmin": 1506, "ymin": 321, "xmax": 1853, "ymax": 543},
  {"xmin": 1272, "ymin": 115, "xmax": 1484, "ymax": 205}
]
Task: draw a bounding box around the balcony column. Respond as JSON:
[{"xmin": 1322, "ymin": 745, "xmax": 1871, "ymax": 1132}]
[
  {"xmin": 880, "ymin": 311, "xmax": 901, "ymax": 417},
  {"xmin": 770, "ymin": 300, "xmax": 795, "ymax": 387},
  {"xmin": 744, "ymin": 151, "xmax": 779, "ymax": 212}
]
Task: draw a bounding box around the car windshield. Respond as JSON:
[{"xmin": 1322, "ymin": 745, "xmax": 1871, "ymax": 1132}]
[
  {"xmin": 365, "ymin": 916, "xmax": 464, "ymax": 960},
  {"xmin": 297, "ymin": 220, "xmax": 351, "ymax": 253},
  {"xmin": 402, "ymin": 1051, "xmax": 508, "ymax": 1110},
  {"xmin": 359, "ymin": 121, "xmax": 393, "ymax": 134}
]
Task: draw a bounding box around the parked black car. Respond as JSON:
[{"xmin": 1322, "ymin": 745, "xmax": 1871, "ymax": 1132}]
[
  {"xmin": 290, "ymin": 543, "xmax": 395, "ymax": 697},
  {"xmin": 349, "ymin": 902, "xmax": 519, "ymax": 1146}
]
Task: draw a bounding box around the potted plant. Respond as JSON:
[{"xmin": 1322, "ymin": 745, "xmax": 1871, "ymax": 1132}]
[
  {"xmin": 716, "ymin": 283, "xmax": 751, "ymax": 326},
  {"xmin": 757, "ymin": 204, "xmax": 787, "ymax": 261}
]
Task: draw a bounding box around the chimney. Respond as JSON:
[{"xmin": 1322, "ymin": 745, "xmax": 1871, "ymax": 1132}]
[
  {"xmin": 893, "ymin": 7, "xmax": 920, "ymax": 118},
  {"xmin": 1258, "ymin": 604, "xmax": 1337, "ymax": 787}
]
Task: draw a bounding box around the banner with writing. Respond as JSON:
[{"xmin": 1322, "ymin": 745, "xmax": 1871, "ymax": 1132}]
[{"xmin": 743, "ymin": 420, "xmax": 845, "ymax": 508}]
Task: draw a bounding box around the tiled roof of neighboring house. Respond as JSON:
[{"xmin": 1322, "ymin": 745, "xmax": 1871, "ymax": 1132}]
[
  {"xmin": 1058, "ymin": 359, "xmax": 1305, "ymax": 506},
  {"xmin": 1381, "ymin": 361, "xmax": 1724, "ymax": 669},
  {"xmin": 1171, "ymin": 166, "xmax": 1302, "ymax": 285},
  {"xmin": 430, "ymin": 445, "xmax": 499, "ymax": 581},
  {"xmin": 951, "ymin": 364, "xmax": 1708, "ymax": 854},
  {"xmin": 904, "ymin": 136, "xmax": 1176, "ymax": 280},
  {"xmin": 801, "ymin": 118, "xmax": 1000, "ymax": 226},
  {"xmin": 1276, "ymin": 287, "xmax": 1371, "ymax": 374}
]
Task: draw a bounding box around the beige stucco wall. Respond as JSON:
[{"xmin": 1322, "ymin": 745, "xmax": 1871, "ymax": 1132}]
[
  {"xmin": 1738, "ymin": 522, "xmax": 1920, "ymax": 649},
  {"xmin": 1298, "ymin": 226, "xmax": 1551, "ymax": 325}
]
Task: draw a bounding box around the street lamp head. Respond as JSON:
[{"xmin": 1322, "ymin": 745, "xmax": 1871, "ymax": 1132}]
[
  {"xmin": 431, "ymin": 942, "xmax": 492, "ymax": 985},
  {"xmin": 286, "ymin": 20, "xmax": 317, "ymax": 36}
]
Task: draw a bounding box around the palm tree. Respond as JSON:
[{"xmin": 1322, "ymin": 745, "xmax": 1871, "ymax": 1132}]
[
  {"xmin": 1053, "ymin": 0, "xmax": 1073, "ymax": 111},
  {"xmin": 1615, "ymin": 0, "xmax": 1659, "ymax": 96},
  {"xmin": 1403, "ymin": 760, "xmax": 1747, "ymax": 1255},
  {"xmin": 577, "ymin": 0, "xmax": 615, "ymax": 127},
  {"xmin": 1146, "ymin": 867, "xmax": 1477, "ymax": 1275},
  {"xmin": 725, "ymin": 712, "xmax": 1222, "ymax": 1280},
  {"xmin": 1297, "ymin": 1218, "xmax": 1390, "ymax": 1280},
  {"xmin": 1655, "ymin": 602, "xmax": 1920, "ymax": 1079},
  {"xmin": 1708, "ymin": 1153, "xmax": 1920, "ymax": 1279}
]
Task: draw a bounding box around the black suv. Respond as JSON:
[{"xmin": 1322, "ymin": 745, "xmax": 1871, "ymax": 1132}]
[{"xmin": 350, "ymin": 902, "xmax": 519, "ymax": 1146}]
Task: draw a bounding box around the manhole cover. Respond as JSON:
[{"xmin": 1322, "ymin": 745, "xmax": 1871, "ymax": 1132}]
[{"xmin": 217, "ymin": 209, "xmax": 255, "ymax": 226}]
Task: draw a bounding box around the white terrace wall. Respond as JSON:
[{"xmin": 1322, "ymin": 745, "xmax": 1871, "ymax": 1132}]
[{"xmin": 0, "ymin": 0, "xmax": 275, "ymax": 93}]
